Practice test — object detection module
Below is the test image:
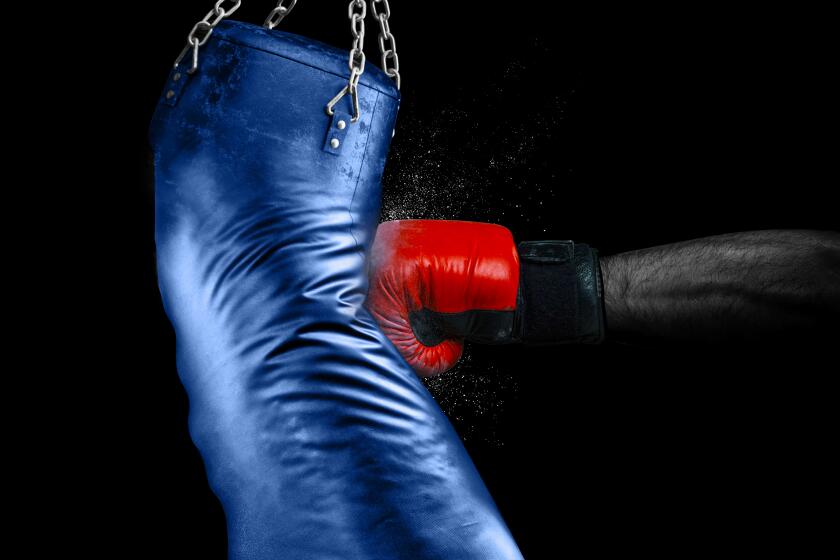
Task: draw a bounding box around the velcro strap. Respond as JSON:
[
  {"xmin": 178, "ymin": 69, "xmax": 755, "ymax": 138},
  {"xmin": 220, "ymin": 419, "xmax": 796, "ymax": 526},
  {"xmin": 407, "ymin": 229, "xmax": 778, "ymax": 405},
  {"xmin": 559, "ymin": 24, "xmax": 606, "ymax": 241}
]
[{"xmin": 517, "ymin": 240, "xmax": 605, "ymax": 344}]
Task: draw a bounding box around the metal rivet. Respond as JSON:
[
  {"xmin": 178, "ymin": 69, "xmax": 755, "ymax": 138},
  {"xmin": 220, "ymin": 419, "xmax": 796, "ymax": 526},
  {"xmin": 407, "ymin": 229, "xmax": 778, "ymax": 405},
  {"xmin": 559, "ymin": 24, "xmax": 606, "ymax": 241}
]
[
  {"xmin": 173, "ymin": 73, "xmax": 182, "ymax": 82},
  {"xmin": 330, "ymin": 138, "xmax": 340, "ymax": 149},
  {"xmin": 166, "ymin": 90, "xmax": 176, "ymax": 99},
  {"xmin": 337, "ymin": 120, "xmax": 346, "ymax": 130}
]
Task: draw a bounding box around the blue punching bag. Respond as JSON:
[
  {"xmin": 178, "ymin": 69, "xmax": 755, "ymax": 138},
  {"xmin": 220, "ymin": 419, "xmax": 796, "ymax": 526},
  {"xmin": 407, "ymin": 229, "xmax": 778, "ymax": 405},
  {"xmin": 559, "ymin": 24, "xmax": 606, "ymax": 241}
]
[{"xmin": 150, "ymin": 3, "xmax": 522, "ymax": 559}]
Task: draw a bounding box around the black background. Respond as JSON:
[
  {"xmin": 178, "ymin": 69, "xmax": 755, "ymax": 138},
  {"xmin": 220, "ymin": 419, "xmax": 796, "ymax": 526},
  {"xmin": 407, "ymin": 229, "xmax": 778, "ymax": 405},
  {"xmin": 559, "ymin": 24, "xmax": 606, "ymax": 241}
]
[{"xmin": 62, "ymin": 1, "xmax": 836, "ymax": 557}]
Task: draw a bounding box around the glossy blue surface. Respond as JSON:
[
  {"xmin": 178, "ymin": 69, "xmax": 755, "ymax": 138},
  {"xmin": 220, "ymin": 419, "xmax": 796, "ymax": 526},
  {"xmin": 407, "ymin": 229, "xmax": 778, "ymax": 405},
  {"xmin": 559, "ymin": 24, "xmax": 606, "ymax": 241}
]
[{"xmin": 150, "ymin": 20, "xmax": 522, "ymax": 559}]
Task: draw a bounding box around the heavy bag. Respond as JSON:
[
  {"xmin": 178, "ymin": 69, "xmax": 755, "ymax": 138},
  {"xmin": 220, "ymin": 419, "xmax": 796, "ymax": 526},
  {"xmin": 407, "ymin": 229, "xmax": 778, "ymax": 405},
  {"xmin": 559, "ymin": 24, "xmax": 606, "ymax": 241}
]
[{"xmin": 149, "ymin": 6, "xmax": 522, "ymax": 560}]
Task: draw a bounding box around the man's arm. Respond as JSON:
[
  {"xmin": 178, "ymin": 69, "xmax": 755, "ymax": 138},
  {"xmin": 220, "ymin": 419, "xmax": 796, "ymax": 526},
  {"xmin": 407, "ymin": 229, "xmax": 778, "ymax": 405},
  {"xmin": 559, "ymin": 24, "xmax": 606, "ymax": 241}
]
[
  {"xmin": 367, "ymin": 224, "xmax": 840, "ymax": 376},
  {"xmin": 600, "ymin": 230, "xmax": 840, "ymax": 342}
]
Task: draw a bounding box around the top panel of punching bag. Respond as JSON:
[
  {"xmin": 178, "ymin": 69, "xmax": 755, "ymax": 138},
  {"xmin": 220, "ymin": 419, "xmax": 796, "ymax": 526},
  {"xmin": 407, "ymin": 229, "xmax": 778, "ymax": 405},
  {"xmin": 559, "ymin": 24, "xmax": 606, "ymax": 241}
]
[
  {"xmin": 205, "ymin": 19, "xmax": 399, "ymax": 99},
  {"xmin": 150, "ymin": 19, "xmax": 401, "ymax": 157}
]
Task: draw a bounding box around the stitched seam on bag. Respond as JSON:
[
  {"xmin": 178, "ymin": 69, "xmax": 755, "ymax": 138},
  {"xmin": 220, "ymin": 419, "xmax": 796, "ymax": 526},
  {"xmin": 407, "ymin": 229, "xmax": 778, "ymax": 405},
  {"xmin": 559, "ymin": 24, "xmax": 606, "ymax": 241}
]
[
  {"xmin": 216, "ymin": 37, "xmax": 399, "ymax": 100},
  {"xmin": 347, "ymin": 90, "xmax": 381, "ymax": 257}
]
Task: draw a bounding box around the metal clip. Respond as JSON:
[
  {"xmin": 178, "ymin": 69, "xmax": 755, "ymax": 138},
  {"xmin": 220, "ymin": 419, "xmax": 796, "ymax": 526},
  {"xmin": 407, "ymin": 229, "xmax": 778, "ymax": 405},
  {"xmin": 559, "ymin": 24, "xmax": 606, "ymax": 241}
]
[
  {"xmin": 174, "ymin": 38, "xmax": 201, "ymax": 75},
  {"xmin": 325, "ymin": 84, "xmax": 361, "ymax": 123}
]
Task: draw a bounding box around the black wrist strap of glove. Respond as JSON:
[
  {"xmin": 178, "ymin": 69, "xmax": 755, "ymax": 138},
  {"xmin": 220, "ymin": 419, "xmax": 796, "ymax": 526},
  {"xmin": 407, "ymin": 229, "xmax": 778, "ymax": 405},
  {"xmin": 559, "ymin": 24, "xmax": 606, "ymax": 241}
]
[{"xmin": 515, "ymin": 240, "xmax": 606, "ymax": 344}]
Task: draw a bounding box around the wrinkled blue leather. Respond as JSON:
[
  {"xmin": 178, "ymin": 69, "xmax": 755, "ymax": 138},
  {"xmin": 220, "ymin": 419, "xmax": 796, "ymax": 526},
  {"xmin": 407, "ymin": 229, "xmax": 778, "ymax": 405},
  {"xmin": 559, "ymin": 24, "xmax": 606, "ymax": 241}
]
[{"xmin": 150, "ymin": 20, "xmax": 522, "ymax": 560}]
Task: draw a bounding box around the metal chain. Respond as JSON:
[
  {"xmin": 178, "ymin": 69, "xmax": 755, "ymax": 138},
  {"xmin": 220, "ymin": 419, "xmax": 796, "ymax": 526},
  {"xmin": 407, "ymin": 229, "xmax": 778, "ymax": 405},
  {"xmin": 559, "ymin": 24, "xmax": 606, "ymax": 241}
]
[
  {"xmin": 348, "ymin": 0, "xmax": 368, "ymax": 88},
  {"xmin": 175, "ymin": 0, "xmax": 243, "ymax": 74},
  {"xmin": 173, "ymin": 0, "xmax": 400, "ymax": 124},
  {"xmin": 370, "ymin": 0, "xmax": 400, "ymax": 89},
  {"xmin": 326, "ymin": 1, "xmax": 367, "ymax": 122},
  {"xmin": 264, "ymin": 0, "xmax": 298, "ymax": 30}
]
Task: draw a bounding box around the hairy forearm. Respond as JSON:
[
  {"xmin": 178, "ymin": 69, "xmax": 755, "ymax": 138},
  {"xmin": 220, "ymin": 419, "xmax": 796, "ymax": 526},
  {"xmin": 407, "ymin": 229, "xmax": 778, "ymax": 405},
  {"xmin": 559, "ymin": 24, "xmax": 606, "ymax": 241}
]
[{"xmin": 600, "ymin": 230, "xmax": 840, "ymax": 341}]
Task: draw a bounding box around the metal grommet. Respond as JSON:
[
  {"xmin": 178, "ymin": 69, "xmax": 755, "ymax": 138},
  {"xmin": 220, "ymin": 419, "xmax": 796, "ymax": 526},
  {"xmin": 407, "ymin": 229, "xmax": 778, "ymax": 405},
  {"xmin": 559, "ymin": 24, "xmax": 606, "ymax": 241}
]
[
  {"xmin": 337, "ymin": 120, "xmax": 347, "ymax": 130},
  {"xmin": 166, "ymin": 90, "xmax": 176, "ymax": 100},
  {"xmin": 173, "ymin": 73, "xmax": 182, "ymax": 82},
  {"xmin": 330, "ymin": 138, "xmax": 341, "ymax": 149}
]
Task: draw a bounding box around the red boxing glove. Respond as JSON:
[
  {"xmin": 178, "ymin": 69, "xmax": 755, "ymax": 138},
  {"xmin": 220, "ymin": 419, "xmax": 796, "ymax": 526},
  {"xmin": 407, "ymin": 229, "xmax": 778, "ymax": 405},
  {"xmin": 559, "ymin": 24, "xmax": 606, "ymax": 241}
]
[
  {"xmin": 367, "ymin": 220, "xmax": 520, "ymax": 377},
  {"xmin": 367, "ymin": 220, "xmax": 606, "ymax": 377}
]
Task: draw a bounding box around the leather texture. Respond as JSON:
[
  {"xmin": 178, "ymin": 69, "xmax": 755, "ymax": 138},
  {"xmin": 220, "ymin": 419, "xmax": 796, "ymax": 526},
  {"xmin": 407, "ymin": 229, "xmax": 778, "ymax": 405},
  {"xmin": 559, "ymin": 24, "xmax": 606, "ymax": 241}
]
[
  {"xmin": 368, "ymin": 220, "xmax": 520, "ymax": 377},
  {"xmin": 150, "ymin": 20, "xmax": 521, "ymax": 560}
]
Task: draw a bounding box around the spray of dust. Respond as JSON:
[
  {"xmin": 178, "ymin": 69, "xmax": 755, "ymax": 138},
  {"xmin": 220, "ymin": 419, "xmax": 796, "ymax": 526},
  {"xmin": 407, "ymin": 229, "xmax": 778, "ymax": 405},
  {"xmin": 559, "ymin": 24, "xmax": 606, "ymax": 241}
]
[
  {"xmin": 379, "ymin": 46, "xmax": 573, "ymax": 444},
  {"xmin": 421, "ymin": 347, "xmax": 520, "ymax": 446}
]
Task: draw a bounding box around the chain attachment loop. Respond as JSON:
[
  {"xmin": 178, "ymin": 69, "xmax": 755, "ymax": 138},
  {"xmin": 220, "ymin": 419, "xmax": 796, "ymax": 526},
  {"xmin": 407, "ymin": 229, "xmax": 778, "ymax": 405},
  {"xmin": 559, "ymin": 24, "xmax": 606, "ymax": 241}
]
[{"xmin": 326, "ymin": 1, "xmax": 367, "ymax": 122}]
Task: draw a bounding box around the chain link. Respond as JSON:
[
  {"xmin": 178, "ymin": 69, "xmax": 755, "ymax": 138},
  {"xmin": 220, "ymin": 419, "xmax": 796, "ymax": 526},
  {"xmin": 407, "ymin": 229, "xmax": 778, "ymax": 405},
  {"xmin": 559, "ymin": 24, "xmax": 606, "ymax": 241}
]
[
  {"xmin": 371, "ymin": 0, "xmax": 400, "ymax": 89},
  {"xmin": 264, "ymin": 0, "xmax": 298, "ymax": 30},
  {"xmin": 327, "ymin": 1, "xmax": 368, "ymax": 122},
  {"xmin": 175, "ymin": 0, "xmax": 243, "ymax": 73},
  {"xmin": 348, "ymin": 0, "xmax": 367, "ymax": 83}
]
